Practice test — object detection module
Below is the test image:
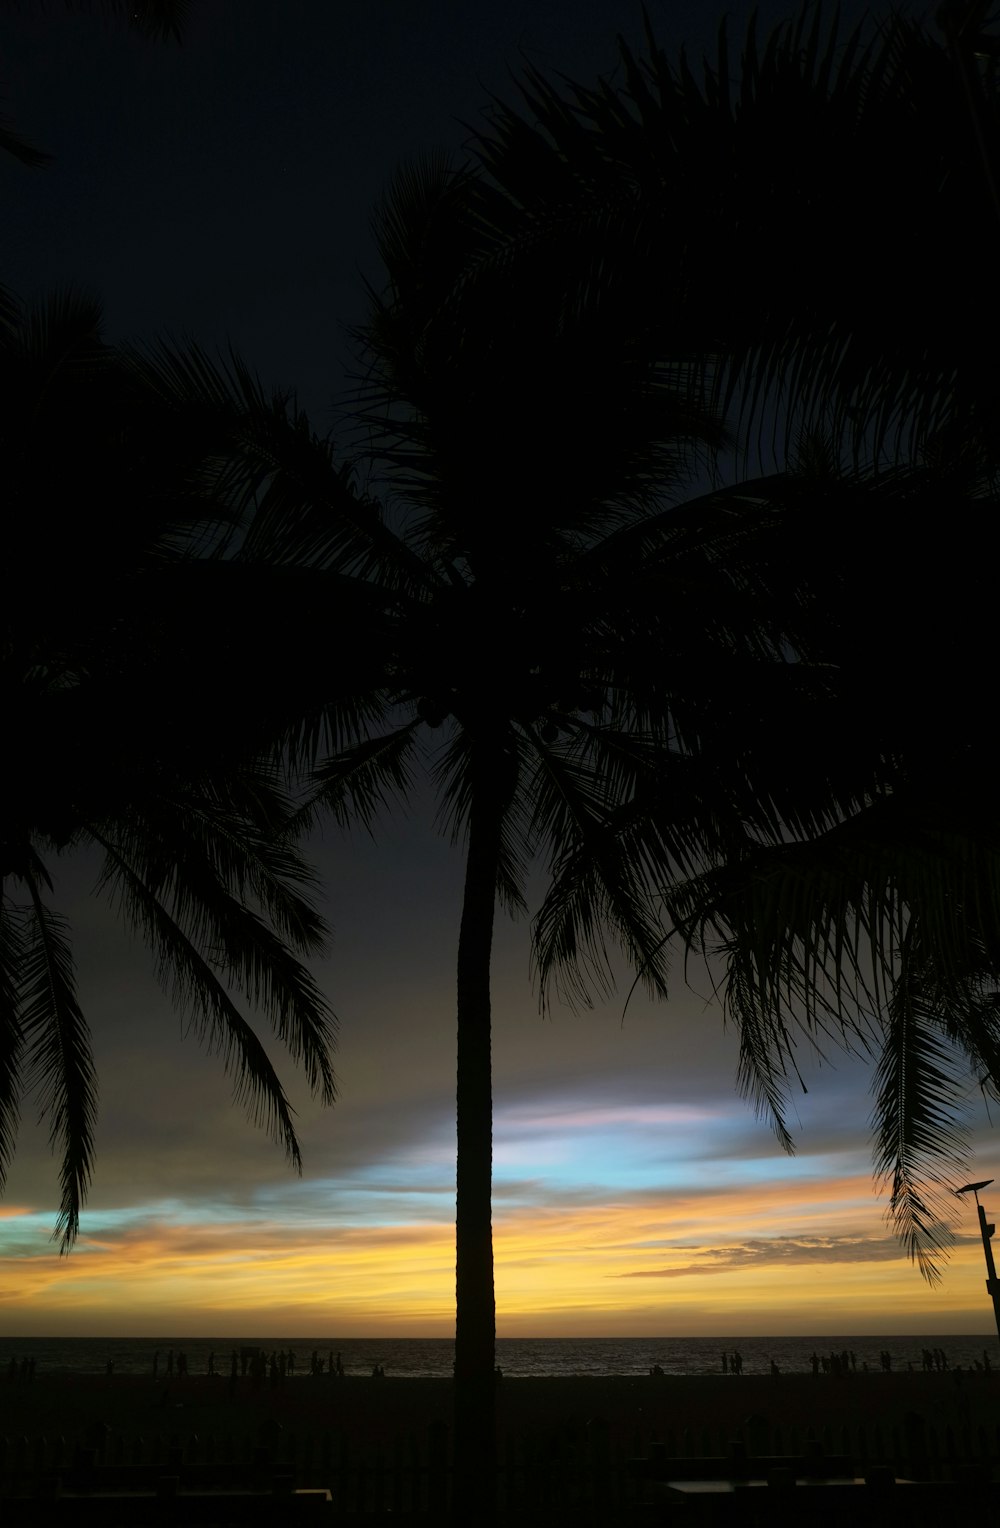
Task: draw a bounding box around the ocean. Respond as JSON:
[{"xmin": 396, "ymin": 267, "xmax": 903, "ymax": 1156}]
[{"xmin": 0, "ymin": 1334, "xmax": 994, "ymax": 1380}]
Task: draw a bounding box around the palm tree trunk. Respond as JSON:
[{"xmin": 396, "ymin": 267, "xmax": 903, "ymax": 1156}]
[{"xmin": 453, "ymin": 762, "xmax": 502, "ymax": 1521}]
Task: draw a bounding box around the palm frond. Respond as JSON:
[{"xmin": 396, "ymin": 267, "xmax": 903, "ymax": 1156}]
[
  {"xmin": 425, "ymin": 727, "xmax": 527, "ymax": 913},
  {"xmin": 353, "ymin": 150, "xmax": 729, "ymax": 569},
  {"xmin": 664, "ymin": 774, "xmax": 1000, "ymax": 1274},
  {"xmin": 725, "ymin": 954, "xmax": 800, "ymax": 1155},
  {"xmin": 466, "ymin": 6, "xmax": 1000, "ymax": 471},
  {"xmin": 145, "ymin": 778, "xmax": 333, "ymax": 962},
  {"xmin": 494, "ymin": 748, "xmax": 531, "ymax": 917},
  {"xmin": 0, "ymin": 896, "xmax": 27, "ymax": 1194},
  {"xmin": 92, "ymin": 823, "xmax": 336, "ymax": 1141},
  {"xmin": 5, "ymin": 288, "xmax": 107, "ymax": 406},
  {"xmin": 673, "ymin": 784, "xmax": 1000, "ymax": 1041},
  {"xmin": 306, "ymin": 722, "xmax": 419, "ymax": 835},
  {"xmin": 529, "ymin": 742, "xmax": 678, "ymax": 1014},
  {"xmin": 125, "ymin": 339, "xmax": 439, "ymax": 591},
  {"xmin": 431, "ymin": 727, "xmax": 474, "ymax": 846},
  {"xmin": 0, "ymin": 109, "xmax": 52, "ymax": 168},
  {"xmin": 872, "ymin": 967, "xmax": 969, "ymax": 1283},
  {"xmin": 18, "ymin": 877, "xmax": 96, "ymax": 1249}
]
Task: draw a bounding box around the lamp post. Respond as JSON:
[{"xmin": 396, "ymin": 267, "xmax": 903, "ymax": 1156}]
[{"xmin": 956, "ymin": 1179, "xmax": 1000, "ymax": 1346}]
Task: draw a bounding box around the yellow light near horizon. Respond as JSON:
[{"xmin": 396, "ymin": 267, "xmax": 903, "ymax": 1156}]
[{"xmin": 1, "ymin": 1172, "xmax": 990, "ymax": 1337}]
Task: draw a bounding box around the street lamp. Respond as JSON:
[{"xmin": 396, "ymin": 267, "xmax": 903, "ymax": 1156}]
[{"xmin": 956, "ymin": 1179, "xmax": 1000, "ymax": 1346}]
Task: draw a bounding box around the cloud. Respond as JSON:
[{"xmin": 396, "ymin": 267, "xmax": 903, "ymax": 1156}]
[
  {"xmin": 497, "ymin": 1102, "xmax": 721, "ymax": 1132},
  {"xmin": 620, "ymin": 1233, "xmax": 913, "ymax": 1277}
]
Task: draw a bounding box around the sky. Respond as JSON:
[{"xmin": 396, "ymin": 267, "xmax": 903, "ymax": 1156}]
[{"xmin": 3, "ymin": 0, "xmax": 997, "ymax": 1340}]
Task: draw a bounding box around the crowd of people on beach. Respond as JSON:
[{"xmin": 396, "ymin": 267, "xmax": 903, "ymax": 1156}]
[
  {"xmin": 4, "ymin": 1347, "xmax": 402, "ymax": 1388},
  {"xmin": 6, "ymin": 1342, "xmax": 998, "ymax": 1383},
  {"xmin": 146, "ymin": 1346, "xmax": 357, "ymax": 1386},
  {"xmin": 916, "ymin": 1346, "xmax": 984, "ymax": 1372},
  {"xmin": 648, "ymin": 1345, "xmax": 996, "ymax": 1378},
  {"xmin": 811, "ymin": 1349, "xmax": 858, "ymax": 1375},
  {"xmin": 143, "ymin": 1346, "xmax": 368, "ymax": 1402},
  {"xmin": 799, "ymin": 1346, "xmax": 993, "ymax": 1376},
  {"xmin": 151, "ymin": 1348, "xmax": 189, "ymax": 1380}
]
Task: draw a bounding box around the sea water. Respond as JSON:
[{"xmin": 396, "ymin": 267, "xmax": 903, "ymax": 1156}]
[{"xmin": 0, "ymin": 1334, "xmax": 994, "ymax": 1380}]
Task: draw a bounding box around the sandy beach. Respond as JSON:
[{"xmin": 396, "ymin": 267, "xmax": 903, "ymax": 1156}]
[{"xmin": 2, "ymin": 1370, "xmax": 997, "ymax": 1453}]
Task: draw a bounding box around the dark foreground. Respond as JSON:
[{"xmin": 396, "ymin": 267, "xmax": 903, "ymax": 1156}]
[
  {"xmin": 1, "ymin": 1367, "xmax": 997, "ymax": 1444},
  {"xmin": 1, "ymin": 1371, "xmax": 998, "ymax": 1524},
  {"xmin": 1, "ymin": 1369, "xmax": 1000, "ymax": 1460}
]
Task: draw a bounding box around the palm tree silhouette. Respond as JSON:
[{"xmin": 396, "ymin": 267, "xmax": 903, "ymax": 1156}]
[
  {"xmin": 658, "ymin": 447, "xmax": 1000, "ymax": 1283},
  {"xmin": 466, "ymin": 4, "xmax": 1000, "ymax": 473},
  {"xmin": 456, "ymin": 0, "xmax": 1000, "ymax": 1279},
  {"xmin": 58, "ymin": 8, "xmax": 998, "ymax": 1501},
  {"xmin": 1, "ymin": 289, "xmax": 338, "ymax": 1245},
  {"xmin": 133, "ymin": 157, "xmax": 868, "ymax": 1514}
]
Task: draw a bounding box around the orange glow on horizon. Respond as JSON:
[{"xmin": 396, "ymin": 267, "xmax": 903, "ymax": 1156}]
[{"xmin": 0, "ymin": 1169, "xmax": 990, "ymax": 1337}]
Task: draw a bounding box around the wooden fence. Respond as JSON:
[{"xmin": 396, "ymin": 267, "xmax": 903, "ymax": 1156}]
[{"xmin": 2, "ymin": 1414, "xmax": 999, "ymax": 1516}]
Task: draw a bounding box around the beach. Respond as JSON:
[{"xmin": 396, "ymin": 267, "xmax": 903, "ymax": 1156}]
[{"xmin": 2, "ymin": 1370, "xmax": 997, "ymax": 1453}]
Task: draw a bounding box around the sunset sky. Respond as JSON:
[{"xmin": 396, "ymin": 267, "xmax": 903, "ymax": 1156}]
[
  {"xmin": 3, "ymin": 0, "xmax": 995, "ymax": 1338},
  {"xmin": 3, "ymin": 812, "xmax": 995, "ymax": 1338}
]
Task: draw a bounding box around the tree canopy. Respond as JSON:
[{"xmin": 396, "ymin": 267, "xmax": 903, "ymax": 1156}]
[{"xmin": 1, "ymin": 289, "xmax": 338, "ymax": 1244}]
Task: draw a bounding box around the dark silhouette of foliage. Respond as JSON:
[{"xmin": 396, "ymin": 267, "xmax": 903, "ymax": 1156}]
[
  {"xmin": 450, "ymin": 0, "xmax": 1000, "ymax": 1286},
  {"xmin": 1, "ymin": 290, "xmax": 338, "ymax": 1245},
  {"xmin": 125, "ymin": 141, "xmax": 904, "ymax": 1512},
  {"xmin": 465, "ymin": 4, "xmax": 1000, "ymax": 473},
  {"xmin": 7, "ymin": 2, "xmax": 1000, "ymax": 1511}
]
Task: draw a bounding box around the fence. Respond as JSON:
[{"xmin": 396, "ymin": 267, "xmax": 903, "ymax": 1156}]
[{"xmin": 2, "ymin": 1413, "xmax": 999, "ymax": 1516}]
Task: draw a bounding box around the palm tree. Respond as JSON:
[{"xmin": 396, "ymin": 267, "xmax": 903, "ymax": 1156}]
[
  {"xmin": 129, "ymin": 156, "xmax": 881, "ymax": 1517},
  {"xmin": 465, "ymin": 3, "xmax": 1000, "ymax": 472},
  {"xmin": 99, "ymin": 13, "xmax": 1000, "ymax": 1497},
  {"xmin": 650, "ymin": 446, "xmax": 1000, "ymax": 1282},
  {"xmin": 449, "ymin": 0, "xmax": 1000, "ymax": 1272},
  {"xmin": 1, "ymin": 288, "xmax": 338, "ymax": 1246},
  {"xmin": 664, "ymin": 769, "xmax": 1000, "ymax": 1281}
]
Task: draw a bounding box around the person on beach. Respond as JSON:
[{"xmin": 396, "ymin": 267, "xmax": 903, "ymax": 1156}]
[{"xmin": 722, "ymin": 1351, "xmax": 728, "ymax": 1374}]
